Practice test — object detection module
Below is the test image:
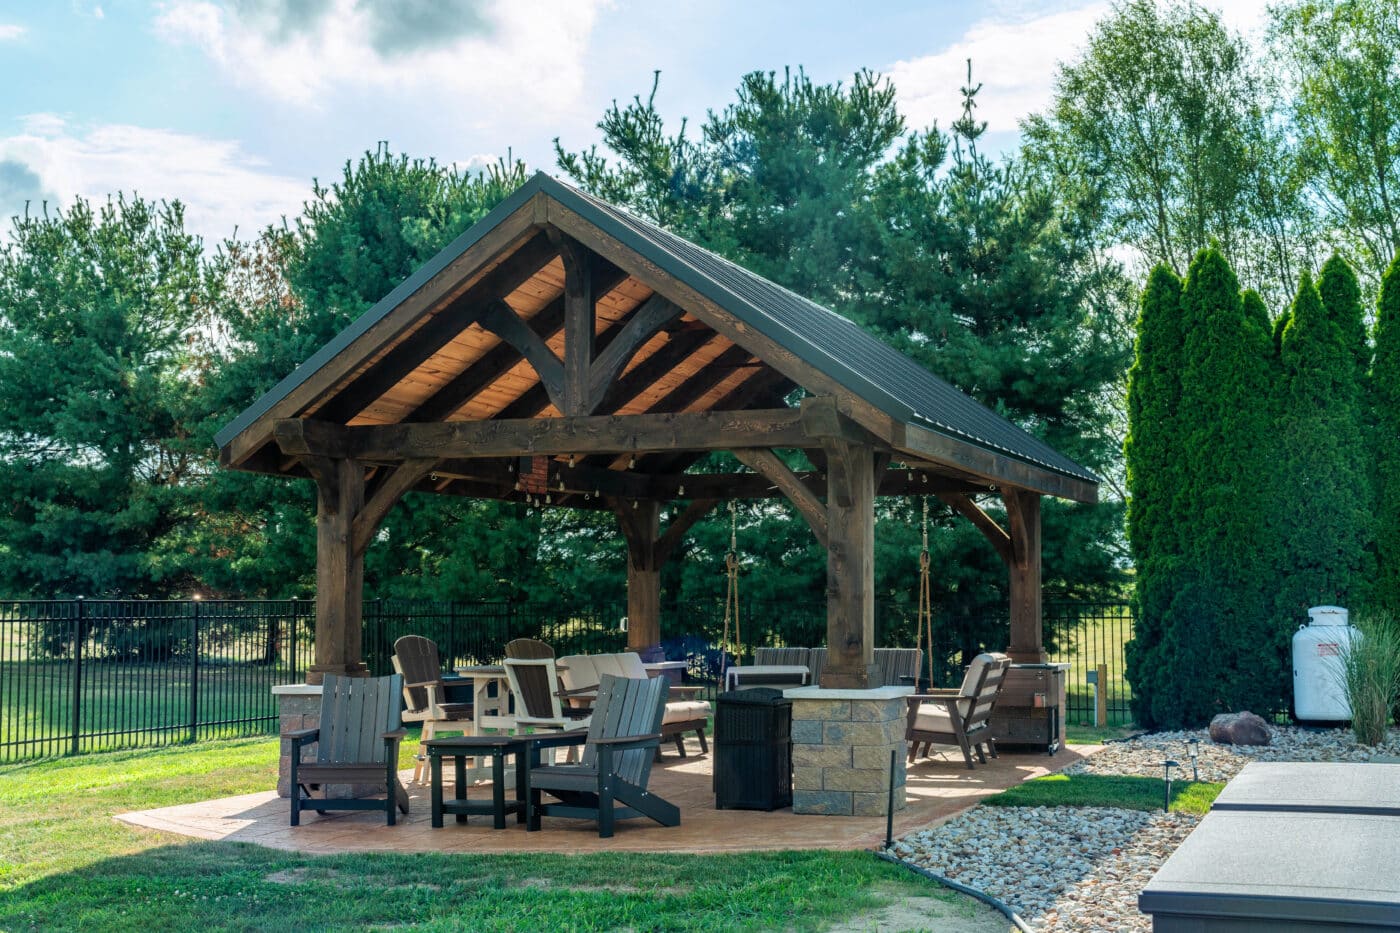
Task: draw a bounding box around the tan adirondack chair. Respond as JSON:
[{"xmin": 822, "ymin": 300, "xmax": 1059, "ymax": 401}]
[
  {"xmin": 526, "ymin": 674, "xmax": 680, "ymax": 838},
  {"xmin": 284, "ymin": 673, "xmax": 409, "ymax": 826},
  {"xmin": 905, "ymin": 652, "xmax": 1011, "ymax": 769}
]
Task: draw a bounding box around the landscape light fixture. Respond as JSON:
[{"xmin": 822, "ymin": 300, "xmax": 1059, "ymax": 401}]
[
  {"xmin": 1188, "ymin": 738, "xmax": 1200, "ymax": 781},
  {"xmin": 1162, "ymin": 759, "xmax": 1179, "ymax": 812}
]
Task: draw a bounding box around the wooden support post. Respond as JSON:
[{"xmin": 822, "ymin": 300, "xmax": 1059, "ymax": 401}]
[
  {"xmin": 557, "ymin": 233, "xmax": 595, "ymax": 416},
  {"xmin": 1003, "ymin": 488, "xmax": 1045, "ymax": 663},
  {"xmin": 615, "ymin": 500, "xmax": 661, "ymax": 659},
  {"xmin": 822, "ymin": 441, "xmax": 876, "ymax": 688},
  {"xmin": 307, "ymin": 457, "xmax": 368, "ymax": 683}
]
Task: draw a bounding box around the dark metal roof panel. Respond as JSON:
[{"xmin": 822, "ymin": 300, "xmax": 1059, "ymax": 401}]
[{"xmin": 548, "ymin": 176, "xmax": 1096, "ymax": 483}]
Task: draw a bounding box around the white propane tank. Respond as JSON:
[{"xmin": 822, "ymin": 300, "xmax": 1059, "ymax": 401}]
[{"xmin": 1293, "ymin": 605, "xmax": 1355, "ymax": 721}]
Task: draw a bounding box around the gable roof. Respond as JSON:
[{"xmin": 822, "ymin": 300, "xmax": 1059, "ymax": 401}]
[{"xmin": 217, "ymin": 172, "xmax": 1097, "ymax": 501}]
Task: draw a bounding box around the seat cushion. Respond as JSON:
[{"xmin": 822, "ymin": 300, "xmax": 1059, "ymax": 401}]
[
  {"xmin": 661, "ymin": 699, "xmax": 711, "ymax": 725},
  {"xmin": 913, "ymin": 699, "xmax": 970, "ymax": 733}
]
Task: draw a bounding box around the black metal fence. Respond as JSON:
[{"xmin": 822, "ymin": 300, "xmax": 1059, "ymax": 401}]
[{"xmin": 0, "ymin": 596, "xmax": 1134, "ymax": 762}]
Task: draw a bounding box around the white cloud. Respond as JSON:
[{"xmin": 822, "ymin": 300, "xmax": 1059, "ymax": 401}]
[
  {"xmin": 0, "ymin": 24, "xmax": 26, "ymax": 40},
  {"xmin": 889, "ymin": 0, "xmax": 1276, "ymax": 137},
  {"xmin": 0, "ymin": 115, "xmax": 309, "ymax": 243},
  {"xmin": 154, "ymin": 0, "xmax": 605, "ymax": 120},
  {"xmin": 887, "ymin": 3, "xmax": 1108, "ymax": 135}
]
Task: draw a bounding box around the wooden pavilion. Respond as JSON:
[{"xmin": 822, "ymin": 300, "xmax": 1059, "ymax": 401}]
[{"xmin": 216, "ymin": 173, "xmax": 1098, "ymax": 689}]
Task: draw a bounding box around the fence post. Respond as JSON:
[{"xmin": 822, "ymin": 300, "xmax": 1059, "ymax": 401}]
[
  {"xmin": 70, "ymin": 597, "xmax": 84, "ymax": 756},
  {"xmin": 189, "ymin": 598, "xmax": 201, "ymax": 743},
  {"xmin": 1095, "ymin": 662, "xmax": 1108, "ymax": 728},
  {"xmin": 289, "ymin": 597, "xmax": 298, "ymax": 680}
]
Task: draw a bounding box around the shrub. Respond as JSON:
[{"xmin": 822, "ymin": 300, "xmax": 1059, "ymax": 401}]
[{"xmin": 1338, "ymin": 608, "xmax": 1400, "ymax": 746}]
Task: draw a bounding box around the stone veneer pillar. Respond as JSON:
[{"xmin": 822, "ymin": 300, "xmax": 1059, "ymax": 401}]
[
  {"xmin": 273, "ymin": 683, "xmax": 323, "ymax": 797},
  {"xmin": 786, "ymin": 685, "xmax": 911, "ymax": 816}
]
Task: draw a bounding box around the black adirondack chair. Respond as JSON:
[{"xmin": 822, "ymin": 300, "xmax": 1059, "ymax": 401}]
[
  {"xmin": 285, "ymin": 673, "xmax": 410, "ymax": 826},
  {"xmin": 526, "ymin": 673, "xmax": 679, "ymax": 838}
]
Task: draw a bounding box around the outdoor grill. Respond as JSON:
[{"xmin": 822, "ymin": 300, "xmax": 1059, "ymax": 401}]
[{"xmin": 714, "ymin": 687, "xmax": 792, "ymax": 811}]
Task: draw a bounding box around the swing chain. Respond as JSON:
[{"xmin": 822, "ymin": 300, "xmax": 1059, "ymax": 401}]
[{"xmin": 917, "ymin": 496, "xmax": 935, "ymax": 690}]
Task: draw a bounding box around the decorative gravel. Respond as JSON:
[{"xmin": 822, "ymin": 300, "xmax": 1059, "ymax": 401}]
[
  {"xmin": 892, "ymin": 726, "xmax": 1400, "ymax": 930},
  {"xmin": 1066, "ymin": 725, "xmax": 1400, "ymax": 783}
]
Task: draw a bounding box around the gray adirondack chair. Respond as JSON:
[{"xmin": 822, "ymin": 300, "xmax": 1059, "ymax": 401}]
[
  {"xmin": 526, "ymin": 673, "xmax": 679, "ymax": 838},
  {"xmin": 284, "ymin": 673, "xmax": 410, "ymax": 826}
]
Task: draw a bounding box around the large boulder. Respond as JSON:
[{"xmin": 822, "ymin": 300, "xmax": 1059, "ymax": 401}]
[{"xmin": 1209, "ymin": 711, "xmax": 1272, "ymax": 746}]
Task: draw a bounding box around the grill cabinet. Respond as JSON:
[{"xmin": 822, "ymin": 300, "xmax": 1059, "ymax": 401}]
[{"xmin": 986, "ymin": 663, "xmax": 1067, "ymax": 754}]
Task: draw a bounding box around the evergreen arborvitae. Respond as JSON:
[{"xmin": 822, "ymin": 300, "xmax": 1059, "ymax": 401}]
[
  {"xmin": 1374, "ymin": 254, "xmax": 1400, "ymax": 610},
  {"xmin": 1274, "ymin": 259, "xmax": 1371, "ymax": 630},
  {"xmin": 1150, "ymin": 247, "xmax": 1275, "ymax": 727},
  {"xmin": 1124, "ymin": 265, "xmax": 1187, "ymax": 726}
]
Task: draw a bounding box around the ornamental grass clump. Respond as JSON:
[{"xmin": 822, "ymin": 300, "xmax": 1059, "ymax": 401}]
[{"xmin": 1339, "ymin": 609, "xmax": 1400, "ymax": 746}]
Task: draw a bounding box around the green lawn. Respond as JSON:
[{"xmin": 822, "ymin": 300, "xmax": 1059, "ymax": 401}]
[
  {"xmin": 0, "ymin": 738, "xmax": 968, "ymax": 931},
  {"xmin": 983, "ymin": 772, "xmax": 1223, "ymax": 815},
  {"xmin": 1, "ymin": 660, "xmax": 294, "ymax": 760}
]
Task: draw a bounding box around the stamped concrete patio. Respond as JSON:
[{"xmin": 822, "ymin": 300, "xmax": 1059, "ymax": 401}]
[{"xmin": 117, "ymin": 741, "xmax": 1098, "ymax": 855}]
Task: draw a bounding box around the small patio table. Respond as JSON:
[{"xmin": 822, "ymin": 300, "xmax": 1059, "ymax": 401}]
[
  {"xmin": 724, "ymin": 664, "xmax": 810, "ymax": 692},
  {"xmin": 426, "ymin": 734, "xmax": 539, "ymax": 830}
]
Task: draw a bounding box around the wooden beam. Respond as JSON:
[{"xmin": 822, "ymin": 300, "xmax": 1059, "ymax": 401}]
[
  {"xmin": 593, "ymin": 327, "xmax": 717, "ymax": 415},
  {"xmin": 821, "ymin": 442, "xmax": 876, "ymax": 689},
  {"xmin": 894, "ymin": 421, "xmax": 1098, "ymax": 504},
  {"xmin": 655, "ymin": 499, "xmax": 719, "ymax": 565},
  {"xmin": 287, "ymin": 408, "xmax": 811, "ymax": 461},
  {"xmin": 220, "ymin": 198, "xmax": 542, "ymax": 469},
  {"xmin": 275, "ymin": 419, "xmax": 350, "ymax": 460},
  {"xmin": 937, "ymin": 492, "xmax": 1013, "ymax": 565},
  {"xmin": 309, "ymin": 457, "xmax": 368, "ymax": 682},
  {"xmin": 555, "ymin": 232, "xmax": 595, "ymax": 416},
  {"xmin": 585, "ymin": 294, "xmax": 683, "ymax": 412},
  {"xmin": 1003, "ymin": 488, "xmax": 1045, "ymax": 663},
  {"xmin": 544, "ymin": 197, "xmax": 902, "ymax": 444},
  {"xmin": 313, "ymin": 232, "xmax": 559, "ymax": 424},
  {"xmin": 404, "ymin": 262, "xmax": 630, "ymax": 423},
  {"xmin": 351, "ymin": 458, "xmax": 439, "ymax": 556},
  {"xmin": 732, "ymin": 448, "xmax": 828, "ymax": 549},
  {"xmin": 478, "ymin": 299, "xmax": 565, "ymax": 410},
  {"xmin": 613, "ymin": 499, "xmax": 662, "ymax": 655}
]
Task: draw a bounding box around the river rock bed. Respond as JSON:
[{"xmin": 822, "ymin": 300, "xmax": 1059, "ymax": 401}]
[
  {"xmin": 1066, "ymin": 725, "xmax": 1400, "ymax": 782},
  {"xmin": 892, "ymin": 805, "xmax": 1199, "ymax": 931},
  {"xmin": 892, "ymin": 726, "xmax": 1400, "ymax": 930}
]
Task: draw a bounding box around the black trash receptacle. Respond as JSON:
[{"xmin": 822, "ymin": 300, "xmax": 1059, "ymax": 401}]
[{"xmin": 714, "ymin": 687, "xmax": 792, "ymax": 811}]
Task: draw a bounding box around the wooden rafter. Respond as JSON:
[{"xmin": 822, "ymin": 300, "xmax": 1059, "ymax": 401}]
[
  {"xmin": 312, "ymin": 232, "xmax": 560, "ymax": 424},
  {"xmin": 404, "ymin": 260, "xmax": 631, "ymax": 423}
]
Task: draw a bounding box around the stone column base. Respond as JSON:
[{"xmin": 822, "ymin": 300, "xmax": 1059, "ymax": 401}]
[{"xmin": 786, "ymin": 686, "xmax": 911, "ymax": 817}]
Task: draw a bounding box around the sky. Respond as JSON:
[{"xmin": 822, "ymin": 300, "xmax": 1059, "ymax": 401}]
[{"xmin": 0, "ymin": 0, "xmax": 1271, "ymax": 246}]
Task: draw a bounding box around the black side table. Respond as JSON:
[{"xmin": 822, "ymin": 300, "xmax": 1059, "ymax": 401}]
[{"xmin": 426, "ymin": 735, "xmax": 536, "ymax": 830}]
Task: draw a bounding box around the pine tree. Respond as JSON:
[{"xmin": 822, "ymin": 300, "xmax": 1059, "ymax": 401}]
[
  {"xmin": 1274, "ymin": 259, "xmax": 1371, "ymax": 628},
  {"xmin": 1150, "ymin": 248, "xmax": 1275, "ymax": 726},
  {"xmin": 0, "ymin": 196, "xmax": 208, "ymax": 597},
  {"xmin": 1124, "ymin": 266, "xmax": 1187, "ymax": 725},
  {"xmin": 1374, "ymin": 254, "xmax": 1400, "ymax": 610}
]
